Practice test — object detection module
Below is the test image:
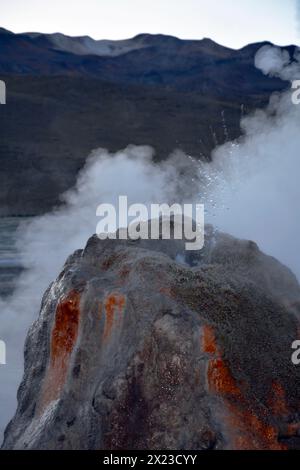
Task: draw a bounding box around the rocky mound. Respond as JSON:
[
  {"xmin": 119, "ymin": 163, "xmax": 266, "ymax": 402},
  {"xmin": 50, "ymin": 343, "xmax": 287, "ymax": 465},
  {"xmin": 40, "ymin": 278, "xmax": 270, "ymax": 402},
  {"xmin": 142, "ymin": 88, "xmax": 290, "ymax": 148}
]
[{"xmin": 2, "ymin": 226, "xmax": 300, "ymax": 450}]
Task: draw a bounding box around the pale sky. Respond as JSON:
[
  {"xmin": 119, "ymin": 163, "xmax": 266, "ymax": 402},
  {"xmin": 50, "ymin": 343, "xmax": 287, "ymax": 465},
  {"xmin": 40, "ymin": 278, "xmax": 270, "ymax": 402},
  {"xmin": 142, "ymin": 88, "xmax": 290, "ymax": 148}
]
[{"xmin": 0, "ymin": 0, "xmax": 299, "ymax": 48}]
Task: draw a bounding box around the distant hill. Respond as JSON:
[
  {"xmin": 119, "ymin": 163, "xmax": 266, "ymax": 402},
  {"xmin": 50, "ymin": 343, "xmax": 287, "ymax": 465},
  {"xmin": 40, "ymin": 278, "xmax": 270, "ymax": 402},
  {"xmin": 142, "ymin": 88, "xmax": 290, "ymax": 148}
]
[{"xmin": 0, "ymin": 28, "xmax": 292, "ymax": 215}]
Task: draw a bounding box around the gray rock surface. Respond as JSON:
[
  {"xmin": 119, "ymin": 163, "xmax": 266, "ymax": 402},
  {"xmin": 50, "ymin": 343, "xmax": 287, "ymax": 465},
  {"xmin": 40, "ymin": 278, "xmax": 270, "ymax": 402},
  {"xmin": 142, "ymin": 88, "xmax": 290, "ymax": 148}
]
[{"xmin": 2, "ymin": 226, "xmax": 300, "ymax": 450}]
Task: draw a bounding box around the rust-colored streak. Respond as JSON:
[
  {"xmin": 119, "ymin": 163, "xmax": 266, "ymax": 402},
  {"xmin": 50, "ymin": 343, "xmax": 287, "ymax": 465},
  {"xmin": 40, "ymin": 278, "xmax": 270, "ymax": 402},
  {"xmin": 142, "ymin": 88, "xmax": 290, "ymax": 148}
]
[
  {"xmin": 38, "ymin": 290, "xmax": 81, "ymax": 414},
  {"xmin": 208, "ymin": 358, "xmax": 241, "ymax": 398},
  {"xmin": 202, "ymin": 325, "xmax": 218, "ymax": 355},
  {"xmin": 103, "ymin": 293, "xmax": 125, "ymax": 340},
  {"xmin": 286, "ymin": 422, "xmax": 300, "ymax": 437},
  {"xmin": 268, "ymin": 381, "xmax": 289, "ymax": 417},
  {"xmin": 159, "ymin": 287, "xmax": 173, "ymax": 297},
  {"xmin": 225, "ymin": 403, "xmax": 284, "ymax": 450},
  {"xmin": 207, "ymin": 357, "xmax": 285, "ymax": 449},
  {"xmin": 203, "ymin": 324, "xmax": 286, "ymax": 450},
  {"xmin": 51, "ymin": 290, "xmax": 81, "ymax": 365}
]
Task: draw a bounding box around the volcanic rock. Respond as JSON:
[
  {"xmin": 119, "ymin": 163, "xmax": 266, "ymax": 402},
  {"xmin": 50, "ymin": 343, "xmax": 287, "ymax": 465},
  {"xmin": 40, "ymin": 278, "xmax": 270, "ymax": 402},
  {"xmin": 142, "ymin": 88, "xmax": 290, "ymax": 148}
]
[{"xmin": 2, "ymin": 226, "xmax": 300, "ymax": 450}]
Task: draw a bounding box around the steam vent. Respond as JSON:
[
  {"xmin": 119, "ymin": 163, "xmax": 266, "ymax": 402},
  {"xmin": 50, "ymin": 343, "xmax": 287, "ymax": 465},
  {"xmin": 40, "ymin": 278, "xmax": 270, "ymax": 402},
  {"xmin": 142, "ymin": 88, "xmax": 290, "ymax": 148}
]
[{"xmin": 2, "ymin": 225, "xmax": 300, "ymax": 450}]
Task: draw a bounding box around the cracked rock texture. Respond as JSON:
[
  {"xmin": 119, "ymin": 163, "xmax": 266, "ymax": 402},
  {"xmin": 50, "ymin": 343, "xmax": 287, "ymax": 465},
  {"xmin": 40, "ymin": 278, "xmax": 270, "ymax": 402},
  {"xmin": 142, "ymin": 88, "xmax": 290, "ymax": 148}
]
[{"xmin": 2, "ymin": 226, "xmax": 300, "ymax": 450}]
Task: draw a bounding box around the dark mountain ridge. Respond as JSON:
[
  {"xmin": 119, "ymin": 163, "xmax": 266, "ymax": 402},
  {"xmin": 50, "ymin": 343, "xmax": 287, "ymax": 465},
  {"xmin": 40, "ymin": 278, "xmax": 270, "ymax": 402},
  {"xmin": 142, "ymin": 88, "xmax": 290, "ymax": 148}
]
[{"xmin": 0, "ymin": 28, "xmax": 292, "ymax": 215}]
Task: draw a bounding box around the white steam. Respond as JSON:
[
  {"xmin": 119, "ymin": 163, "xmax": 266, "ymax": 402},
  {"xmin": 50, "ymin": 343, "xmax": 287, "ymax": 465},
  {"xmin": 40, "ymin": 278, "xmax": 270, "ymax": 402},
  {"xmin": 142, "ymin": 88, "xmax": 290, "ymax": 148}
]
[
  {"xmin": 0, "ymin": 45, "xmax": 300, "ymax": 442},
  {"xmin": 255, "ymin": 45, "xmax": 290, "ymax": 77},
  {"xmin": 201, "ymin": 45, "xmax": 300, "ymax": 280},
  {"xmin": 255, "ymin": 44, "xmax": 300, "ymax": 80}
]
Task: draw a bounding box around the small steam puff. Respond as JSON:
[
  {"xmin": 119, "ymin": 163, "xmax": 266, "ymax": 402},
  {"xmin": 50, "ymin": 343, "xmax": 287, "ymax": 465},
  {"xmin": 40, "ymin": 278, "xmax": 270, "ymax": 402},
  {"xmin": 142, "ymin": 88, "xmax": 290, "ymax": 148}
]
[
  {"xmin": 255, "ymin": 46, "xmax": 291, "ymax": 77},
  {"xmin": 255, "ymin": 44, "xmax": 300, "ymax": 80},
  {"xmin": 0, "ymin": 45, "xmax": 300, "ymax": 441}
]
